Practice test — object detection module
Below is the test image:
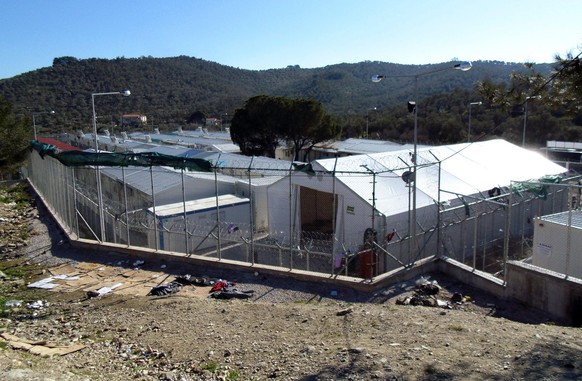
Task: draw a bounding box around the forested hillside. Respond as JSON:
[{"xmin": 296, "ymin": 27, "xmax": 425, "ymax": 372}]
[{"xmin": 0, "ymin": 56, "xmax": 544, "ymax": 131}]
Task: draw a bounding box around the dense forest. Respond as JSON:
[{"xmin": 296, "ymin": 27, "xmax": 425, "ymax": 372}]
[{"xmin": 1, "ymin": 55, "xmax": 579, "ymax": 147}]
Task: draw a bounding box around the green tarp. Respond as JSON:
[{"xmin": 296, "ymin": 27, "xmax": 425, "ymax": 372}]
[
  {"xmin": 30, "ymin": 141, "xmax": 213, "ymax": 172},
  {"xmin": 511, "ymin": 175, "xmax": 562, "ymax": 199}
]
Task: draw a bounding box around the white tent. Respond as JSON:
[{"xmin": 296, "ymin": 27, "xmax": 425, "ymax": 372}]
[{"xmin": 267, "ymin": 139, "xmax": 568, "ymax": 267}]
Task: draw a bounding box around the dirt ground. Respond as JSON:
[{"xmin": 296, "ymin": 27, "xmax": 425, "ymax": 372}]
[{"xmin": 1, "ymin": 184, "xmax": 582, "ymax": 381}]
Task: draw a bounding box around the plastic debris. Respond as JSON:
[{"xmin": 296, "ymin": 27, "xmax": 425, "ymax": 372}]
[
  {"xmin": 4, "ymin": 300, "xmax": 23, "ymax": 308},
  {"xmin": 28, "ymin": 275, "xmax": 80, "ymax": 289},
  {"xmin": 133, "ymin": 260, "xmax": 145, "ymax": 267},
  {"xmin": 26, "ymin": 300, "xmax": 49, "ymax": 309},
  {"xmin": 175, "ymin": 274, "xmax": 216, "ymax": 286},
  {"xmin": 86, "ymin": 282, "xmax": 123, "ymax": 298}
]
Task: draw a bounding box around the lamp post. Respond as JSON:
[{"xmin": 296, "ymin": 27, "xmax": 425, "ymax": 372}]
[
  {"xmin": 467, "ymin": 101, "xmax": 482, "ymax": 143},
  {"xmin": 221, "ymin": 113, "xmax": 228, "ymax": 132},
  {"xmin": 372, "ymin": 61, "xmax": 472, "ymax": 264},
  {"xmin": 522, "ymin": 95, "xmax": 541, "ymax": 147},
  {"xmin": 365, "ymin": 107, "xmax": 377, "ymax": 139},
  {"xmin": 91, "ymin": 90, "xmax": 131, "ymax": 242},
  {"xmin": 92, "ymin": 90, "xmax": 131, "ymax": 151},
  {"xmin": 32, "ymin": 110, "xmax": 55, "ymax": 140}
]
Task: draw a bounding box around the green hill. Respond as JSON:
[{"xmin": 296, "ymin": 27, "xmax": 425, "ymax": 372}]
[{"xmin": 0, "ymin": 56, "xmax": 550, "ymax": 133}]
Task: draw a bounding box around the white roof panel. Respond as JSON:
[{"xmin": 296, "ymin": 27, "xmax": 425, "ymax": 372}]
[
  {"xmin": 149, "ymin": 194, "xmax": 250, "ymax": 217},
  {"xmin": 312, "ymin": 139, "xmax": 567, "ymax": 217}
]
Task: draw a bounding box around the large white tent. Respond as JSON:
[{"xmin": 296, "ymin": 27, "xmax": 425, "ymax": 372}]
[{"xmin": 267, "ymin": 139, "xmax": 568, "ymax": 268}]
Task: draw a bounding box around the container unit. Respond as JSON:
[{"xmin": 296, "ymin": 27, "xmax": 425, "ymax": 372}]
[
  {"xmin": 532, "ymin": 210, "xmax": 582, "ymax": 279},
  {"xmin": 147, "ymin": 194, "xmax": 250, "ymax": 254}
]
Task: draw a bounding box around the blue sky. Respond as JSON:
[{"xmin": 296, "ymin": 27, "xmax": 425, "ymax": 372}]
[{"xmin": 1, "ymin": 0, "xmax": 581, "ymax": 79}]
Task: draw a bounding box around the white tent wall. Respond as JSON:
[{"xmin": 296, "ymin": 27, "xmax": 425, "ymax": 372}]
[
  {"xmin": 98, "ymin": 167, "xmax": 238, "ymax": 246},
  {"xmin": 234, "ymin": 178, "xmax": 274, "ymax": 234},
  {"xmin": 267, "ymin": 171, "xmax": 373, "ymax": 248},
  {"xmin": 265, "ymin": 167, "xmax": 441, "ymax": 275}
]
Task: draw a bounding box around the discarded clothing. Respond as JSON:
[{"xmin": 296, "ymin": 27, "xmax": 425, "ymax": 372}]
[
  {"xmin": 147, "ymin": 281, "xmax": 183, "ymax": 296},
  {"xmin": 210, "ymin": 280, "xmax": 236, "ymax": 293}
]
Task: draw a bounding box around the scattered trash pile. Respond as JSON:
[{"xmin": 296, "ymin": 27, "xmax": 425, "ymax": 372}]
[
  {"xmin": 21, "ymin": 256, "xmax": 257, "ymax": 301},
  {"xmin": 148, "ymin": 274, "xmax": 255, "ymax": 300},
  {"xmin": 396, "ymin": 277, "xmax": 470, "ymax": 309},
  {"xmin": 2, "ymin": 299, "xmax": 51, "ymax": 316}
]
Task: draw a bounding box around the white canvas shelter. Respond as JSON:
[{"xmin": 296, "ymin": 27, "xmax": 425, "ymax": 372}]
[
  {"xmin": 100, "ymin": 166, "xmax": 238, "ymax": 208},
  {"xmin": 267, "ymin": 139, "xmax": 568, "ymax": 264}
]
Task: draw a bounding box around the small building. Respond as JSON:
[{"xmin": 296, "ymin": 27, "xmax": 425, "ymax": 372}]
[
  {"xmin": 147, "ymin": 194, "xmax": 250, "ymax": 253},
  {"xmin": 205, "ymin": 118, "xmax": 222, "ymax": 127},
  {"xmin": 533, "ymin": 210, "xmax": 582, "ymax": 279},
  {"xmin": 120, "ymin": 114, "xmax": 147, "ymax": 128},
  {"xmin": 541, "ymin": 140, "xmax": 582, "ymax": 172}
]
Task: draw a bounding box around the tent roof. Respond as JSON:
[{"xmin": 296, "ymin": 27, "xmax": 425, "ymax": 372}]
[
  {"xmin": 313, "ymin": 139, "xmax": 567, "ymax": 217},
  {"xmin": 101, "ymin": 166, "xmax": 235, "ymax": 196},
  {"xmin": 312, "ymin": 138, "xmax": 416, "ymax": 155}
]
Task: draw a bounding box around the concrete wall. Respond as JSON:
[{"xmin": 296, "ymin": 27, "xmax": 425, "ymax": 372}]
[
  {"xmin": 435, "ymin": 257, "xmax": 506, "ymax": 298},
  {"xmin": 505, "ymin": 261, "xmax": 582, "ymax": 326},
  {"xmin": 436, "ymin": 258, "xmax": 582, "ymax": 326}
]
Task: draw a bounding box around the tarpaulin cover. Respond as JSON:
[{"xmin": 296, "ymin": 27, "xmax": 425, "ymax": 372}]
[
  {"xmin": 511, "ymin": 174, "xmax": 562, "ymax": 199},
  {"xmin": 30, "ymin": 141, "xmax": 213, "ymax": 172}
]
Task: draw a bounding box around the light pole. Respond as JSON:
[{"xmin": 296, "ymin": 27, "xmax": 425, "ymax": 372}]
[
  {"xmin": 467, "ymin": 101, "xmax": 482, "ymax": 143},
  {"xmin": 365, "ymin": 107, "xmax": 377, "ymax": 139},
  {"xmin": 32, "ymin": 110, "xmax": 55, "ymax": 140},
  {"xmin": 92, "ymin": 90, "xmax": 131, "ymax": 151},
  {"xmin": 221, "ymin": 113, "xmax": 228, "ymax": 132},
  {"xmin": 92, "ymin": 90, "xmax": 131, "ymax": 242},
  {"xmin": 372, "ymin": 61, "xmax": 472, "ymax": 264},
  {"xmin": 522, "ymin": 95, "xmax": 541, "ymax": 147}
]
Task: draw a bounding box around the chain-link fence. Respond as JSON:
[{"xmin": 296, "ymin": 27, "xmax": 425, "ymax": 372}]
[
  {"xmin": 25, "ymin": 146, "xmax": 577, "ymax": 281},
  {"xmin": 438, "ymin": 179, "xmax": 578, "ymax": 278}
]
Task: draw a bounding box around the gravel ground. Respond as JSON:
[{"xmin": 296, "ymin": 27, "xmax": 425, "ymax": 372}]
[{"xmin": 1, "ymin": 184, "xmax": 582, "ymax": 380}]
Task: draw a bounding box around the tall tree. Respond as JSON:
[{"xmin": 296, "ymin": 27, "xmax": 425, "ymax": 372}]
[
  {"xmin": 230, "ymin": 95, "xmax": 339, "ymax": 160},
  {"xmin": 282, "ymin": 98, "xmax": 339, "ymax": 161},
  {"xmin": 230, "ymin": 95, "xmax": 281, "ymax": 157},
  {"xmin": 0, "ymin": 97, "xmax": 30, "ymax": 179},
  {"xmin": 475, "ymin": 52, "xmax": 582, "ymax": 145},
  {"xmin": 546, "ymin": 52, "xmax": 582, "ymax": 115}
]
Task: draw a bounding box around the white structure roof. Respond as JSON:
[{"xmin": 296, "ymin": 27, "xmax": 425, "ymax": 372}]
[
  {"xmin": 149, "ymin": 194, "xmax": 249, "ymax": 217},
  {"xmin": 313, "ymin": 138, "xmax": 409, "ymax": 154},
  {"xmin": 313, "ymin": 139, "xmax": 567, "ymax": 217},
  {"xmin": 539, "ymin": 210, "xmax": 582, "ymax": 229}
]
